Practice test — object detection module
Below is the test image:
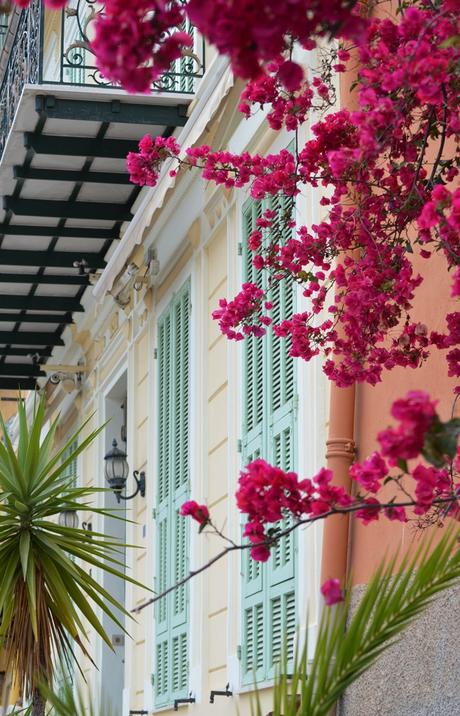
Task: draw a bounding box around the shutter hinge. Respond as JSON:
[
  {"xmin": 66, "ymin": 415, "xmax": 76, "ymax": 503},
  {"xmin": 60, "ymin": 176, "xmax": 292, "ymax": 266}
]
[
  {"xmin": 237, "ymin": 645, "xmax": 242, "ymax": 660},
  {"xmin": 151, "ymin": 673, "xmax": 155, "ymax": 687},
  {"xmin": 293, "ymin": 393, "xmax": 299, "ymax": 410},
  {"xmin": 238, "ymin": 242, "xmax": 243, "ymax": 256},
  {"xmin": 237, "ymin": 438, "xmax": 242, "ymax": 453},
  {"xmin": 152, "ymin": 507, "xmax": 156, "ymax": 520},
  {"xmin": 154, "ymin": 348, "xmax": 158, "ymax": 359}
]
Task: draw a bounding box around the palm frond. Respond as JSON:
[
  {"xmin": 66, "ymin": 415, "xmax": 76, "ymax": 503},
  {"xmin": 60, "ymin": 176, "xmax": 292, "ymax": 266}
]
[
  {"xmin": 251, "ymin": 527, "xmax": 460, "ymax": 716},
  {"xmin": 39, "ymin": 678, "xmax": 115, "ymax": 716},
  {"xmin": 0, "ymin": 396, "xmax": 146, "ymax": 700}
]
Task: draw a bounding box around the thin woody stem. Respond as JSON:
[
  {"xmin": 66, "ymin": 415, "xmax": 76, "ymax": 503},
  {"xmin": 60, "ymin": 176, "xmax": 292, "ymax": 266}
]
[{"xmin": 133, "ymin": 493, "xmax": 459, "ymax": 614}]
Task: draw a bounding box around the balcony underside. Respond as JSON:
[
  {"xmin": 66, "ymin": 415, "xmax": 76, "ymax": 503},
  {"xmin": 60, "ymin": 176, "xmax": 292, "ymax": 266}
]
[{"xmin": 0, "ymin": 86, "xmax": 189, "ymax": 390}]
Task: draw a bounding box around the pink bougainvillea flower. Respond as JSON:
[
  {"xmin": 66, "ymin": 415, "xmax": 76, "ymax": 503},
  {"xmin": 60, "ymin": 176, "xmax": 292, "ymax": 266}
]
[
  {"xmin": 321, "ymin": 578, "xmax": 344, "ymax": 606},
  {"xmin": 277, "ymin": 60, "xmax": 304, "ymax": 92},
  {"xmin": 180, "ymin": 500, "xmax": 210, "ymax": 528}
]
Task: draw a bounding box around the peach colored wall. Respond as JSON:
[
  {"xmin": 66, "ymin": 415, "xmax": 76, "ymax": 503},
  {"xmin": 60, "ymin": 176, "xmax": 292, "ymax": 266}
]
[
  {"xmin": 336, "ymin": 0, "xmax": 458, "ymax": 585},
  {"xmin": 350, "ymin": 250, "xmax": 458, "ymax": 584}
]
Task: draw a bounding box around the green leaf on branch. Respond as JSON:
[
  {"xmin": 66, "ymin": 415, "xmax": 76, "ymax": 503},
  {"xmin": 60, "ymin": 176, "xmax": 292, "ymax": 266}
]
[
  {"xmin": 422, "ymin": 417, "xmax": 460, "ymax": 468},
  {"xmin": 397, "ymin": 458, "xmax": 408, "ymax": 473},
  {"xmin": 439, "ymin": 35, "xmax": 460, "ymax": 48}
]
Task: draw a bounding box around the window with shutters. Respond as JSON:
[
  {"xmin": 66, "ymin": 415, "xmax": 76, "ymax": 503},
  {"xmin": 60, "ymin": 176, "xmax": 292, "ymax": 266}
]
[
  {"xmin": 154, "ymin": 279, "xmax": 191, "ymax": 708},
  {"xmin": 61, "ymin": 439, "xmax": 78, "ymax": 486},
  {"xmin": 241, "ymin": 195, "xmax": 297, "ymax": 685}
]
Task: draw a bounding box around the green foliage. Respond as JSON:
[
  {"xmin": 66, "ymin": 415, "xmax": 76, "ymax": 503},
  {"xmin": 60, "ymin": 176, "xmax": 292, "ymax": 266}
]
[
  {"xmin": 39, "ymin": 678, "xmax": 114, "ymax": 716},
  {"xmin": 251, "ymin": 527, "xmax": 460, "ymax": 716},
  {"xmin": 0, "ymin": 396, "xmax": 143, "ymax": 698},
  {"xmin": 421, "ymin": 416, "xmax": 460, "ymax": 468},
  {"xmin": 4, "ymin": 680, "xmax": 114, "ymax": 716}
]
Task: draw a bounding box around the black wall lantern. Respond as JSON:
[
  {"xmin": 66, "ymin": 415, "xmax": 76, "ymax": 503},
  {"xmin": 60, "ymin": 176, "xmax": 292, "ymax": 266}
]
[
  {"xmin": 58, "ymin": 510, "xmax": 79, "ymax": 529},
  {"xmin": 104, "ymin": 439, "xmax": 146, "ymax": 503}
]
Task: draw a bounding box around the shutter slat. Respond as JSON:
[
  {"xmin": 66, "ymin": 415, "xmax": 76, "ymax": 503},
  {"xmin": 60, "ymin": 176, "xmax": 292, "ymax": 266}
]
[{"xmin": 243, "ymin": 200, "xmax": 264, "ymax": 436}]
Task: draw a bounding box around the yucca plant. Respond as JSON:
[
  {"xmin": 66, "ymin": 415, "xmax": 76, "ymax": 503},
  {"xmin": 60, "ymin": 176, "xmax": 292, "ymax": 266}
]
[
  {"xmin": 4, "ymin": 682, "xmax": 114, "ymax": 716},
  {"xmin": 251, "ymin": 527, "xmax": 460, "ymax": 716},
  {"xmin": 40, "ymin": 677, "xmax": 115, "ymax": 716},
  {"xmin": 0, "ymin": 396, "xmax": 143, "ymax": 716}
]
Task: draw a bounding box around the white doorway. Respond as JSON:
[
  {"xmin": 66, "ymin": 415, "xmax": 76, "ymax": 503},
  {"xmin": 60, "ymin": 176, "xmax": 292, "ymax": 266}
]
[{"xmin": 100, "ymin": 372, "xmax": 128, "ymax": 715}]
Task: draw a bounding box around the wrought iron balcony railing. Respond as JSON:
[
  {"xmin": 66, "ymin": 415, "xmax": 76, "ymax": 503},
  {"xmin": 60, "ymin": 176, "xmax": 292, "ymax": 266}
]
[{"xmin": 0, "ymin": 0, "xmax": 205, "ymax": 158}]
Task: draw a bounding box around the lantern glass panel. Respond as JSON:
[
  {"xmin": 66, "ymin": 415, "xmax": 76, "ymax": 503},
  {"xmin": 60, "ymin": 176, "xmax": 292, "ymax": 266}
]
[
  {"xmin": 104, "ymin": 439, "xmax": 129, "ymax": 491},
  {"xmin": 58, "ymin": 510, "xmax": 79, "ymax": 529}
]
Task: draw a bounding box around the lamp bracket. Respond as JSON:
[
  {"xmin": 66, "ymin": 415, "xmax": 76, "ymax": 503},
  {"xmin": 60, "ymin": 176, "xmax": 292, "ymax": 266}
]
[{"xmin": 117, "ymin": 470, "xmax": 146, "ymax": 502}]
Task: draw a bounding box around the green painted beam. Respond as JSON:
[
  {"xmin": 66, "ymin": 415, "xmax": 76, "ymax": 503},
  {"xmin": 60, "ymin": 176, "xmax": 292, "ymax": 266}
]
[
  {"xmin": 24, "ymin": 132, "xmax": 140, "ymax": 159},
  {"xmin": 0, "ymin": 363, "xmax": 45, "ymax": 377},
  {"xmin": 0, "ymin": 332, "xmax": 64, "ymax": 346},
  {"xmin": 0, "ymin": 250, "xmax": 106, "ymax": 268},
  {"xmin": 14, "ymin": 166, "xmax": 131, "ymax": 185},
  {"xmin": 0, "ymin": 296, "xmax": 84, "ymax": 312},
  {"xmin": 0, "ymin": 312, "xmax": 73, "ymax": 324},
  {"xmin": 0, "ymin": 377, "xmax": 37, "ymax": 390},
  {"xmin": 0, "ymin": 224, "xmax": 118, "ymax": 239},
  {"xmin": 36, "ymin": 95, "xmax": 188, "ymax": 126},
  {"xmin": 4, "ymin": 197, "xmax": 133, "ymax": 221},
  {"xmin": 0, "ymin": 273, "xmax": 89, "ymax": 285},
  {"xmin": 0, "ymin": 347, "xmax": 52, "ymax": 357}
]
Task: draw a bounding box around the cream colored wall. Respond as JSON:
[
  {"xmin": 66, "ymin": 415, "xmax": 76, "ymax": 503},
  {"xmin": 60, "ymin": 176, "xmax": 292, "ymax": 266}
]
[
  {"xmin": 41, "ymin": 46, "xmax": 333, "ymax": 714},
  {"xmin": 128, "ymin": 327, "xmax": 151, "ymax": 709},
  {"xmin": 205, "ymin": 223, "xmax": 230, "ymax": 695}
]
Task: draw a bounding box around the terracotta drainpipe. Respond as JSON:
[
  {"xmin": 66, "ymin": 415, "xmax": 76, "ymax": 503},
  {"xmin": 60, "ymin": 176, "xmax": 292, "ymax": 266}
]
[
  {"xmin": 319, "ymin": 384, "xmax": 356, "ymax": 716},
  {"xmin": 319, "ymin": 0, "xmax": 365, "ymax": 586},
  {"xmin": 320, "ymin": 384, "xmax": 356, "ymax": 584}
]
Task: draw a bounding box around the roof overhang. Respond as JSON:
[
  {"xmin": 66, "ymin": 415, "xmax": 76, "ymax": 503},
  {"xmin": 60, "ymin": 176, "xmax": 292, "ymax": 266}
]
[{"xmin": 0, "ymin": 84, "xmax": 191, "ymax": 389}]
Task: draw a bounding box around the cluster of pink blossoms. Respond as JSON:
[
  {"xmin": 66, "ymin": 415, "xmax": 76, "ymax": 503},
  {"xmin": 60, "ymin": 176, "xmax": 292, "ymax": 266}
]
[
  {"xmin": 186, "ymin": 0, "xmax": 366, "ymax": 80},
  {"xmin": 418, "ymin": 186, "xmax": 460, "ymax": 296},
  {"xmin": 126, "ymin": 135, "xmax": 180, "ymax": 186},
  {"xmin": 92, "ymin": 1, "xmax": 192, "ymax": 93},
  {"xmin": 431, "ymin": 313, "xmax": 460, "ymax": 381},
  {"xmin": 18, "ymin": 0, "xmax": 365, "ymax": 93},
  {"xmin": 180, "ymin": 500, "xmax": 210, "ymax": 528},
  {"xmin": 238, "ymin": 55, "xmax": 336, "ymax": 131},
  {"xmin": 127, "ymin": 3, "xmax": 459, "ymax": 389},
  {"xmin": 182, "ymin": 391, "xmax": 460, "ymax": 561},
  {"xmin": 212, "ymin": 3, "xmax": 459, "ymax": 387},
  {"xmin": 377, "ymin": 391, "xmax": 437, "ymax": 465},
  {"xmin": 12, "ymin": 0, "xmax": 363, "ymax": 92},
  {"xmin": 236, "ymin": 462, "xmax": 352, "ymax": 561},
  {"xmin": 211, "ymin": 283, "xmax": 272, "ymax": 340}
]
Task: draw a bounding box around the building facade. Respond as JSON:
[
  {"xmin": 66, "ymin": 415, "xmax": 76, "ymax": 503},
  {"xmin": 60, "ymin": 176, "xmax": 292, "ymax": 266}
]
[{"xmin": 1, "ymin": 2, "xmax": 458, "ymax": 715}]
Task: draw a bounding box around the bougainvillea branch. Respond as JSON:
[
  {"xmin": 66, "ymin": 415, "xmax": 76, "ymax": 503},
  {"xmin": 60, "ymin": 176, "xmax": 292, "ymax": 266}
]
[
  {"xmin": 133, "ymin": 390, "xmax": 460, "ymax": 612},
  {"xmin": 133, "ymin": 492, "xmax": 459, "ymax": 613}
]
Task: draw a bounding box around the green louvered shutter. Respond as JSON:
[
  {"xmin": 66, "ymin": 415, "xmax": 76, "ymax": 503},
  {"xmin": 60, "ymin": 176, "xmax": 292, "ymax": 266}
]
[
  {"xmin": 61, "ymin": 439, "xmax": 78, "ymax": 486},
  {"xmin": 155, "ymin": 310, "xmax": 172, "ymax": 705},
  {"xmin": 155, "ymin": 280, "xmax": 191, "ymax": 707},
  {"xmin": 241, "ymin": 191, "xmax": 297, "ymax": 685},
  {"xmin": 241, "ymin": 199, "xmax": 266, "ymax": 685},
  {"xmin": 171, "ymin": 284, "xmax": 191, "ymax": 700}
]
